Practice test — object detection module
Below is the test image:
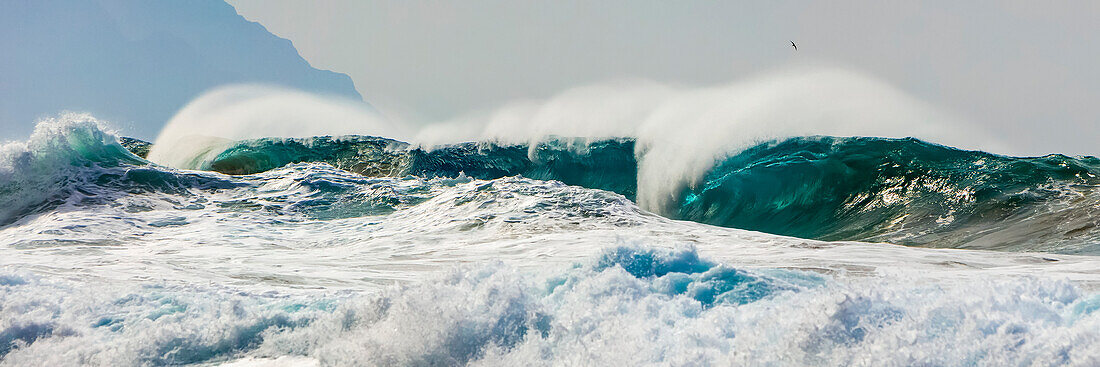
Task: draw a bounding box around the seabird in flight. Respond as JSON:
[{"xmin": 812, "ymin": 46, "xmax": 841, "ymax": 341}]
[{"xmin": 791, "ymin": 41, "xmax": 797, "ymax": 50}]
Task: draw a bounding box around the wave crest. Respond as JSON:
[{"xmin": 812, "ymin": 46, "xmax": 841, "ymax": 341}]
[
  {"xmin": 0, "ymin": 114, "xmax": 144, "ymax": 225},
  {"xmin": 125, "ymin": 132, "xmax": 1100, "ymax": 254},
  {"xmin": 681, "ymin": 136, "xmax": 1100, "ymax": 253}
]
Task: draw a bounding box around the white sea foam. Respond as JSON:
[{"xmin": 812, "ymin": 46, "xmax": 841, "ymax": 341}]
[
  {"xmin": 3, "ymin": 101, "xmax": 1096, "ymax": 366},
  {"xmin": 3, "ymin": 248, "xmax": 1099, "ymax": 366}
]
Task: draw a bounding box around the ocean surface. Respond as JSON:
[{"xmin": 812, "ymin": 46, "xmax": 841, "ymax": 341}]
[{"xmin": 3, "ymin": 115, "xmax": 1100, "ymax": 366}]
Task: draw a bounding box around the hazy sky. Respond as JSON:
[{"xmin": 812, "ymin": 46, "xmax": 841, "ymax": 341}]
[{"xmin": 227, "ymin": 0, "xmax": 1100, "ymax": 156}]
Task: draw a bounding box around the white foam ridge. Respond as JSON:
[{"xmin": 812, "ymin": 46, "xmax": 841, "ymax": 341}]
[{"xmin": 2, "ymin": 247, "xmax": 1099, "ymax": 366}]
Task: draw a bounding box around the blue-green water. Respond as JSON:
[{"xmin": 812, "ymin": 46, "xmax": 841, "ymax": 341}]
[
  {"xmin": 4, "ymin": 117, "xmax": 1100, "ymax": 365},
  {"xmin": 191, "ymin": 134, "xmax": 1100, "ymax": 254}
]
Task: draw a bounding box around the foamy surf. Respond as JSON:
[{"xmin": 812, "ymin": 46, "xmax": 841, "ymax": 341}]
[{"xmin": 2, "ymin": 114, "xmax": 1099, "ymax": 366}]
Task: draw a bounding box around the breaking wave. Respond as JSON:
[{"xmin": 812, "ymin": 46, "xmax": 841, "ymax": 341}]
[
  {"xmin": 3, "ymin": 116, "xmax": 1100, "ymax": 365},
  {"xmin": 127, "ymin": 131, "xmax": 1100, "ymax": 255}
]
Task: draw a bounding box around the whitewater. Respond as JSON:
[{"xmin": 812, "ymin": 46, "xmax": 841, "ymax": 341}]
[{"xmin": 4, "ymin": 70, "xmax": 1100, "ymax": 366}]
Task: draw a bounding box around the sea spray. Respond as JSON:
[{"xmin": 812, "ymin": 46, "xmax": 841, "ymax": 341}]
[
  {"xmin": 413, "ymin": 68, "xmax": 1008, "ymax": 213},
  {"xmin": 146, "ymin": 84, "xmax": 401, "ymax": 169},
  {"xmin": 147, "ymin": 68, "xmax": 1008, "ymax": 218}
]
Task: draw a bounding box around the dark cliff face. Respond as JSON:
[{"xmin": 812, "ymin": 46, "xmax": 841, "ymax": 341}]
[{"xmin": 0, "ymin": 0, "xmax": 366, "ymax": 140}]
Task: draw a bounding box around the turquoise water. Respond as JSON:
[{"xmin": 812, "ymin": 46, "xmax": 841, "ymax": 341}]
[
  {"xmin": 184, "ymin": 133, "xmax": 1100, "ymax": 254},
  {"xmin": 3, "ymin": 117, "xmax": 1100, "ymax": 366}
]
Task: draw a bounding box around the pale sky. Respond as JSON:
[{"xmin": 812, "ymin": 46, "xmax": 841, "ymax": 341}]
[{"xmin": 227, "ymin": 0, "xmax": 1100, "ymax": 156}]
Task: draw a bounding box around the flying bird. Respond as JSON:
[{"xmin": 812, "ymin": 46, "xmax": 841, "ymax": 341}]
[{"xmin": 791, "ymin": 41, "xmax": 797, "ymax": 50}]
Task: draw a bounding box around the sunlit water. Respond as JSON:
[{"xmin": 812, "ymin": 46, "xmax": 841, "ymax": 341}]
[{"xmin": 2, "ymin": 116, "xmax": 1100, "ymax": 366}]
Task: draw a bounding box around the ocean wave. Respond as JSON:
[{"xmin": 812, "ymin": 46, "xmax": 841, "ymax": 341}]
[
  {"xmin": 5, "ymin": 117, "xmax": 1100, "ymax": 254},
  {"xmin": 120, "ymin": 131, "xmax": 1100, "ymax": 255},
  {"xmin": 4, "ymin": 117, "xmax": 1100, "ymax": 365},
  {"xmin": 0, "ymin": 114, "xmax": 146, "ymax": 225},
  {"xmin": 201, "ymin": 136, "xmax": 638, "ymax": 200},
  {"xmin": 681, "ymin": 136, "xmax": 1100, "ymax": 254},
  {"xmin": 2, "ymin": 246, "xmax": 1098, "ymax": 366}
]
